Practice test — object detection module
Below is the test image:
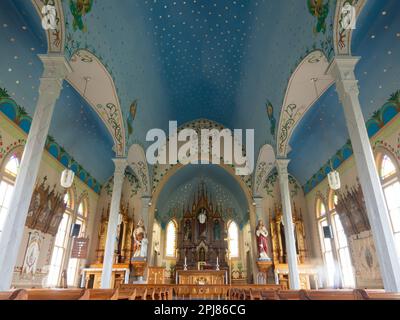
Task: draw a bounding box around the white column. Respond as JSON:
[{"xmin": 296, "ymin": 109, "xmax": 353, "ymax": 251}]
[
  {"xmin": 328, "ymin": 56, "xmax": 400, "ymax": 292},
  {"xmin": 141, "ymin": 196, "xmax": 151, "ymax": 279},
  {"xmin": 0, "ymin": 55, "xmax": 71, "ymax": 291},
  {"xmin": 141, "ymin": 196, "xmax": 151, "ymax": 233},
  {"xmin": 100, "ymin": 158, "xmax": 127, "ymax": 289},
  {"xmin": 276, "ymin": 159, "xmax": 300, "ymax": 290},
  {"xmin": 141, "ymin": 196, "xmax": 152, "ymax": 259}
]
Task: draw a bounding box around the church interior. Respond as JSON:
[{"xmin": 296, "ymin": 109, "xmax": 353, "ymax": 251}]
[{"xmin": 0, "ymin": 0, "xmax": 400, "ymax": 301}]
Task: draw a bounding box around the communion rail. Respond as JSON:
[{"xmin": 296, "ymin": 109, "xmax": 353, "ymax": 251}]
[{"xmin": 1, "ymin": 286, "xmax": 400, "ymax": 300}]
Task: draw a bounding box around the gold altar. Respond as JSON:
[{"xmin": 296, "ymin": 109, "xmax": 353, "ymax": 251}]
[
  {"xmin": 269, "ymin": 203, "xmax": 319, "ymax": 289},
  {"xmin": 177, "ymin": 270, "xmax": 227, "ymax": 285}
]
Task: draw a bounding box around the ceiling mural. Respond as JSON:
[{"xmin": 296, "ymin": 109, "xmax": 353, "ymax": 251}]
[
  {"xmin": 155, "ymin": 165, "xmax": 249, "ymax": 228},
  {"xmin": 289, "ymin": 0, "xmax": 400, "ymax": 187}
]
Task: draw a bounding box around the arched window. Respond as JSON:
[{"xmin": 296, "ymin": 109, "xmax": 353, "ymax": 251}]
[
  {"xmin": 0, "ymin": 152, "xmax": 21, "ymax": 237},
  {"xmin": 329, "ymin": 192, "xmax": 355, "ymax": 288},
  {"xmin": 67, "ymin": 198, "xmax": 88, "ymax": 286},
  {"xmin": 227, "ymin": 221, "xmax": 239, "ymax": 258},
  {"xmin": 316, "ymin": 198, "xmax": 335, "ymax": 287},
  {"xmin": 376, "ymin": 151, "xmax": 400, "ymax": 258},
  {"xmin": 165, "ymin": 220, "xmax": 177, "ymax": 257},
  {"xmin": 48, "ymin": 191, "xmax": 73, "ymax": 287}
]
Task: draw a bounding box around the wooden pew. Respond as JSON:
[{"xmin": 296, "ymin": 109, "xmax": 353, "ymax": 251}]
[
  {"xmin": 79, "ymin": 289, "xmax": 118, "ymax": 300},
  {"xmin": 300, "ymin": 290, "xmax": 356, "ymax": 300},
  {"xmin": 260, "ymin": 290, "xmax": 279, "ymax": 300},
  {"xmin": 128, "ymin": 287, "xmax": 147, "ymax": 300},
  {"xmin": 354, "ymin": 289, "xmax": 400, "ymax": 300},
  {"xmin": 13, "ymin": 289, "xmax": 85, "ymax": 300},
  {"xmin": 276, "ymin": 290, "xmax": 303, "ymax": 300},
  {"xmin": 0, "ymin": 289, "xmax": 27, "ymax": 300}
]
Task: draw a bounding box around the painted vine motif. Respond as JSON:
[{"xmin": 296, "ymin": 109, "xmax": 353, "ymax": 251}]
[
  {"xmin": 263, "ymin": 170, "xmax": 300, "ymax": 197},
  {"xmin": 278, "ymin": 104, "xmax": 298, "ymax": 155},
  {"xmin": 96, "ymin": 103, "xmax": 124, "ymax": 155}
]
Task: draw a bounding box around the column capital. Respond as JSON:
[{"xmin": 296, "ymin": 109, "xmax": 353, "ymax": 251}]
[
  {"xmin": 327, "ymin": 55, "xmax": 361, "ymax": 101},
  {"xmin": 252, "ymin": 196, "xmax": 263, "ymax": 207},
  {"xmin": 112, "ymin": 158, "xmax": 127, "ymax": 178},
  {"xmin": 276, "ymin": 158, "xmax": 290, "ymax": 176},
  {"xmin": 38, "ymin": 54, "xmax": 72, "ymax": 79},
  {"xmin": 141, "ymin": 196, "xmax": 152, "ymax": 207}
]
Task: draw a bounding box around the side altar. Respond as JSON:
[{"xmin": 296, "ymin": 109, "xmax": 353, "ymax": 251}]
[
  {"xmin": 81, "ymin": 203, "xmax": 149, "ymax": 288},
  {"xmin": 268, "ymin": 203, "xmax": 319, "ymax": 289}
]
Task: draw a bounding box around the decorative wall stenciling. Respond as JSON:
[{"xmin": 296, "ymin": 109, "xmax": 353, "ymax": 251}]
[
  {"xmin": 151, "ymin": 119, "xmax": 253, "ymax": 194},
  {"xmin": 0, "ymin": 93, "xmax": 102, "ymax": 193},
  {"xmin": 21, "ymin": 231, "xmax": 43, "ymax": 275},
  {"xmin": 349, "ymin": 230, "xmax": 383, "ymax": 288},
  {"xmin": 32, "ymin": 0, "xmax": 65, "ymax": 53},
  {"xmin": 26, "ymin": 177, "xmax": 67, "ymax": 237}
]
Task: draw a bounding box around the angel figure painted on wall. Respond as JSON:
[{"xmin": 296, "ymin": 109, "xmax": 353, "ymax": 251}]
[
  {"xmin": 127, "ymin": 99, "xmax": 138, "ymax": 138},
  {"xmin": 266, "ymin": 101, "xmax": 276, "ymax": 137}
]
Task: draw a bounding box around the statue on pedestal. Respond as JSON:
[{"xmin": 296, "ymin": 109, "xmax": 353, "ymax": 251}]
[
  {"xmin": 256, "ymin": 220, "xmax": 271, "ymax": 260},
  {"xmin": 132, "ymin": 219, "xmax": 147, "ymax": 259}
]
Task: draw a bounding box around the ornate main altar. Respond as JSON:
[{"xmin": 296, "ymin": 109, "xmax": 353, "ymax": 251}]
[{"xmin": 174, "ymin": 182, "xmax": 229, "ymax": 283}]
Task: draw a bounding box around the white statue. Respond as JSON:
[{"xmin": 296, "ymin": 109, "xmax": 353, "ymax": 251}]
[{"xmin": 132, "ymin": 219, "xmax": 147, "ymax": 259}]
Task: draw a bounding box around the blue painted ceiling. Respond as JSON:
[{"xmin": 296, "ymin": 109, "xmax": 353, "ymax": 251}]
[
  {"xmin": 289, "ymin": 0, "xmax": 400, "ymax": 185},
  {"xmin": 4, "ymin": 0, "xmax": 396, "ymax": 190},
  {"xmin": 0, "ymin": 0, "xmax": 114, "ymax": 184},
  {"xmin": 155, "ymin": 165, "xmax": 249, "ymax": 228},
  {"xmin": 61, "ymin": 0, "xmax": 336, "ymax": 153}
]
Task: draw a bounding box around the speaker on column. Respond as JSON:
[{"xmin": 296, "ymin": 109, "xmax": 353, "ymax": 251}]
[
  {"xmin": 71, "ymin": 223, "xmax": 81, "ymax": 237},
  {"xmin": 323, "ymin": 225, "xmax": 333, "ymax": 239}
]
